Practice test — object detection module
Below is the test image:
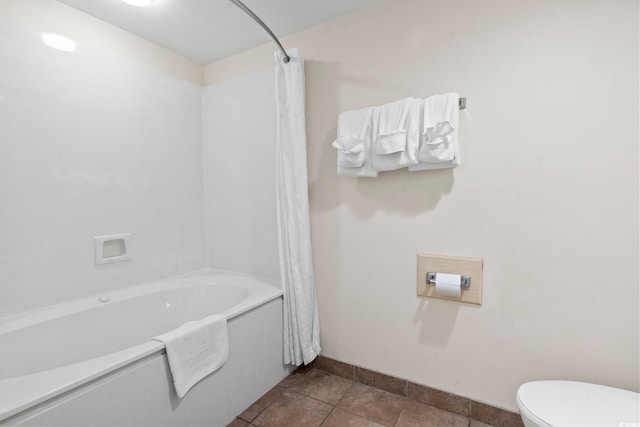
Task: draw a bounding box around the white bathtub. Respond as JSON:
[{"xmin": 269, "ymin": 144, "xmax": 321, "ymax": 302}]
[{"xmin": 0, "ymin": 268, "xmax": 290, "ymax": 426}]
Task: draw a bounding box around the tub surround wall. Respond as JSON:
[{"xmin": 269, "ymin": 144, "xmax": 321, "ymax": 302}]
[
  {"xmin": 203, "ymin": 0, "xmax": 640, "ymax": 411},
  {"xmin": 0, "ymin": 1, "xmax": 206, "ymax": 315},
  {"xmin": 202, "ymin": 68, "xmax": 280, "ymax": 279}
]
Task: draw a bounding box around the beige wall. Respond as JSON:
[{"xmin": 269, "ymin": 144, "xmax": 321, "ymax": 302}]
[{"xmin": 206, "ymin": 0, "xmax": 639, "ymax": 410}]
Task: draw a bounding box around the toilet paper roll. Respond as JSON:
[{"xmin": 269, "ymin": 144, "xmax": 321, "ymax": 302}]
[{"xmin": 435, "ymin": 273, "xmax": 462, "ymax": 298}]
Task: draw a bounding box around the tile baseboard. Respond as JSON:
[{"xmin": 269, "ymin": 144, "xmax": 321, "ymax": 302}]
[{"xmin": 309, "ymin": 355, "xmax": 524, "ymax": 427}]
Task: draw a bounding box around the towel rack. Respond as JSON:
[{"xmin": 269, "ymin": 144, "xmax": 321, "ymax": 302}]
[{"xmin": 458, "ymin": 97, "xmax": 467, "ymax": 110}]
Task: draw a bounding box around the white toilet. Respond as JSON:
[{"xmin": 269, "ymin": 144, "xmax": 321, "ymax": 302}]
[{"xmin": 517, "ymin": 381, "xmax": 640, "ymax": 427}]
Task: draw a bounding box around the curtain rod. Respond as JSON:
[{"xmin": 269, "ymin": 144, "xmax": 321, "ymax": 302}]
[
  {"xmin": 228, "ymin": 0, "xmax": 290, "ymax": 63},
  {"xmin": 227, "ymin": 0, "xmax": 471, "ymax": 109}
]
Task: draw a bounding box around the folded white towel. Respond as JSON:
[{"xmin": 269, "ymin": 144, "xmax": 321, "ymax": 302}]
[
  {"xmin": 371, "ymin": 98, "xmax": 421, "ymax": 171},
  {"xmin": 409, "ymin": 93, "xmax": 461, "ymax": 171},
  {"xmin": 152, "ymin": 314, "xmax": 228, "ymax": 399},
  {"xmin": 332, "ymin": 107, "xmax": 377, "ymax": 177}
]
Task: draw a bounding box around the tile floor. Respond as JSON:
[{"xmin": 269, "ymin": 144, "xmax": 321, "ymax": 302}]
[{"xmin": 227, "ymin": 367, "xmax": 498, "ymax": 427}]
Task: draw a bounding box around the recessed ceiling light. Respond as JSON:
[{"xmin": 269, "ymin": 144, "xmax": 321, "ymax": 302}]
[
  {"xmin": 121, "ymin": 0, "xmax": 154, "ymax": 6},
  {"xmin": 41, "ymin": 33, "xmax": 77, "ymax": 52}
]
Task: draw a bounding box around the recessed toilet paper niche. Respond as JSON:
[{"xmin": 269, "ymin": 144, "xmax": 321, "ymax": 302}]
[{"xmin": 416, "ymin": 254, "xmax": 483, "ymax": 305}]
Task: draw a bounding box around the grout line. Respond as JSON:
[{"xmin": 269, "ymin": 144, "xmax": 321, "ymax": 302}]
[
  {"xmin": 327, "ymin": 381, "xmax": 389, "ymax": 426},
  {"xmin": 338, "ymin": 404, "xmax": 388, "ymax": 426},
  {"xmin": 318, "ymin": 406, "xmax": 336, "ymax": 426},
  {"xmin": 391, "ymin": 401, "xmax": 405, "ymax": 427},
  {"xmin": 287, "ymin": 388, "xmax": 336, "ymax": 408},
  {"xmin": 394, "ymin": 394, "xmax": 409, "ymax": 427},
  {"xmin": 333, "ymin": 380, "xmax": 355, "ymax": 409},
  {"xmin": 244, "ymin": 386, "xmax": 286, "ymax": 423}
]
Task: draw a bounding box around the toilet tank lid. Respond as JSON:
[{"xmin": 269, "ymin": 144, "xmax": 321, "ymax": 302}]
[{"xmin": 517, "ymin": 381, "xmax": 639, "ymax": 427}]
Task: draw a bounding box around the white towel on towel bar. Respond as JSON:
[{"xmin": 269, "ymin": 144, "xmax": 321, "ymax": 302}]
[
  {"xmin": 152, "ymin": 314, "xmax": 228, "ymax": 399},
  {"xmin": 332, "ymin": 107, "xmax": 377, "ymax": 177},
  {"xmin": 371, "ymin": 97, "xmax": 421, "ymax": 171},
  {"xmin": 410, "ymin": 92, "xmax": 461, "ymax": 171}
]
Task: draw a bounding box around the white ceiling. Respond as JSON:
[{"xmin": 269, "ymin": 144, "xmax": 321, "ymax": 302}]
[{"xmin": 58, "ymin": 0, "xmax": 384, "ymax": 64}]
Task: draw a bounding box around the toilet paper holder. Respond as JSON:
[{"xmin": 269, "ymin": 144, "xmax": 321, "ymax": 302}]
[{"xmin": 426, "ymin": 272, "xmax": 471, "ymax": 289}]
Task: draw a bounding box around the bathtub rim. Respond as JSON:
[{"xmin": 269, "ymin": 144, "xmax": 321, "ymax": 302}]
[
  {"xmin": 0, "ymin": 267, "xmax": 280, "ymax": 335},
  {"xmin": 0, "ymin": 268, "xmax": 283, "ymax": 422}
]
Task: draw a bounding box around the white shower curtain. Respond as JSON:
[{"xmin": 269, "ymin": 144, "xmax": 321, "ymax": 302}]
[{"xmin": 274, "ymin": 48, "xmax": 321, "ymax": 366}]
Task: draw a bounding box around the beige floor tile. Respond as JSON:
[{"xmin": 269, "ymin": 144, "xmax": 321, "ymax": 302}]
[
  {"xmin": 239, "ymin": 385, "xmax": 286, "ymax": 422},
  {"xmin": 289, "ymin": 368, "xmax": 353, "ymax": 405},
  {"xmin": 337, "ymin": 383, "xmax": 406, "ymax": 427},
  {"xmin": 252, "ymin": 390, "xmax": 333, "ymax": 427},
  {"xmin": 395, "ymin": 400, "xmax": 469, "ymax": 427},
  {"xmin": 320, "ymin": 407, "xmax": 386, "ymax": 427}
]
